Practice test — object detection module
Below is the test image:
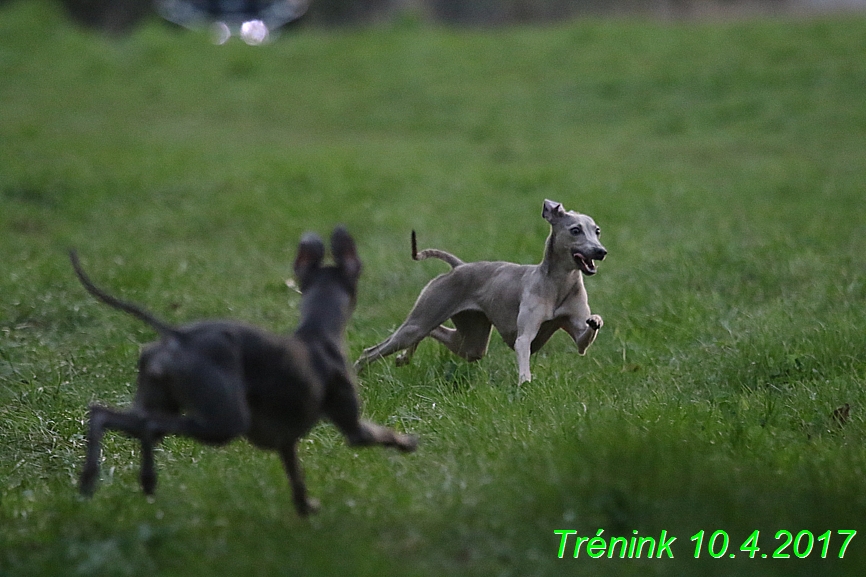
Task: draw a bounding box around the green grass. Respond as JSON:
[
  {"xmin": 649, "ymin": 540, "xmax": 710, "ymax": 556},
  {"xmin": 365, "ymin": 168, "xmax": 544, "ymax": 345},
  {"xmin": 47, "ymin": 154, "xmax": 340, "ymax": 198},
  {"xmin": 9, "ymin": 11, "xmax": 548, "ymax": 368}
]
[{"xmin": 3, "ymin": 1, "xmax": 866, "ymax": 575}]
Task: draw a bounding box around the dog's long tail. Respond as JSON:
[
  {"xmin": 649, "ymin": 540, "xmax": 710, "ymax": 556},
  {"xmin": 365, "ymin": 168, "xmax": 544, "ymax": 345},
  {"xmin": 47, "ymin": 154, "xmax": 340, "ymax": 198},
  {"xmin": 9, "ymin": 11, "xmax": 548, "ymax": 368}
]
[
  {"xmin": 411, "ymin": 230, "xmax": 463, "ymax": 269},
  {"xmin": 69, "ymin": 250, "xmax": 177, "ymax": 336}
]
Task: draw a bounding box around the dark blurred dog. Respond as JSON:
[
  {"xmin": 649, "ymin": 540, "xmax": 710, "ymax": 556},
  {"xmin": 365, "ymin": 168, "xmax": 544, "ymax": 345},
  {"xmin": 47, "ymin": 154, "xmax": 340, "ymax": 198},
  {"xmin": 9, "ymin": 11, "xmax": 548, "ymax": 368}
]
[{"xmin": 72, "ymin": 227, "xmax": 417, "ymax": 516}]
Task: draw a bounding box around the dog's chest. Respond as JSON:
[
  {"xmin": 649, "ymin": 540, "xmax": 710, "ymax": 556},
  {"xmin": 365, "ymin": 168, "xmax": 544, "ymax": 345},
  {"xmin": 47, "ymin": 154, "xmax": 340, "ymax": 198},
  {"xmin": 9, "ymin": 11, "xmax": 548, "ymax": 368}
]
[{"xmin": 528, "ymin": 273, "xmax": 585, "ymax": 317}]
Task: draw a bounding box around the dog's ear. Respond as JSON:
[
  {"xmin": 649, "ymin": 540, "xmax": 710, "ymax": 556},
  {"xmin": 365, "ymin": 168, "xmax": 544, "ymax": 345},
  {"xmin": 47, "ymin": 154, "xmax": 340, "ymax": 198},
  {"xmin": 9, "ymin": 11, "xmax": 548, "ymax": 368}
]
[
  {"xmin": 294, "ymin": 232, "xmax": 325, "ymax": 284},
  {"xmin": 331, "ymin": 226, "xmax": 362, "ymax": 280},
  {"xmin": 542, "ymin": 199, "xmax": 566, "ymax": 223}
]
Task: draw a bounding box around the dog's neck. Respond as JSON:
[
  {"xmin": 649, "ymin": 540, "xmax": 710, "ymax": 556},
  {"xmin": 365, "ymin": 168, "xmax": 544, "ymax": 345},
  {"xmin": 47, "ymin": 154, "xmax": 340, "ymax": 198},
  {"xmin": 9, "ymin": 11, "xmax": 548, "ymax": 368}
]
[
  {"xmin": 540, "ymin": 229, "xmax": 580, "ymax": 280},
  {"xmin": 295, "ymin": 287, "xmax": 351, "ymax": 343}
]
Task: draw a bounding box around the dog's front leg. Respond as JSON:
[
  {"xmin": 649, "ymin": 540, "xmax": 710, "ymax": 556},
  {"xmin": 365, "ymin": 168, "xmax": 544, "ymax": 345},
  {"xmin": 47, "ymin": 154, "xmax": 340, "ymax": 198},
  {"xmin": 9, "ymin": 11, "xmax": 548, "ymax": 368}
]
[
  {"xmin": 514, "ymin": 309, "xmax": 544, "ymax": 384},
  {"xmin": 279, "ymin": 441, "xmax": 320, "ymax": 517},
  {"xmin": 514, "ymin": 335, "xmax": 534, "ymax": 384},
  {"xmin": 139, "ymin": 433, "xmax": 157, "ymax": 495},
  {"xmin": 575, "ymin": 315, "xmax": 603, "ymax": 355},
  {"xmin": 325, "ymin": 376, "xmax": 418, "ymax": 452}
]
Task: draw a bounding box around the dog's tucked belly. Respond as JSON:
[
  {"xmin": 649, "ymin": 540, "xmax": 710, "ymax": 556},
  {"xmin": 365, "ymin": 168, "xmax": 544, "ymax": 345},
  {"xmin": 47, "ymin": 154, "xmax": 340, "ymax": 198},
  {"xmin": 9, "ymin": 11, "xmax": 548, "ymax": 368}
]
[{"xmin": 246, "ymin": 415, "xmax": 313, "ymax": 449}]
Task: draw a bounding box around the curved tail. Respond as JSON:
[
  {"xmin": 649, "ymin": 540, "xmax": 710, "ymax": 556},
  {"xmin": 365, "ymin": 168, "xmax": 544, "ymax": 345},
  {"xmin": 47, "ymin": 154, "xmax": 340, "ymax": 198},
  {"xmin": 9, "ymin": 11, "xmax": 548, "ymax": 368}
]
[
  {"xmin": 410, "ymin": 230, "xmax": 463, "ymax": 269},
  {"xmin": 69, "ymin": 250, "xmax": 176, "ymax": 336}
]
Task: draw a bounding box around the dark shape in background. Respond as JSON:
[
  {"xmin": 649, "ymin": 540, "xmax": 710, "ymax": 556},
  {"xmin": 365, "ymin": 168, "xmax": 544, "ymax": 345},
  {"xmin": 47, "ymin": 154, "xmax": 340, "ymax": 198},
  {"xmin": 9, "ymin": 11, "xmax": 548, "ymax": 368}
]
[
  {"xmin": 52, "ymin": 0, "xmax": 866, "ymax": 35},
  {"xmin": 59, "ymin": 0, "xmax": 154, "ymax": 33}
]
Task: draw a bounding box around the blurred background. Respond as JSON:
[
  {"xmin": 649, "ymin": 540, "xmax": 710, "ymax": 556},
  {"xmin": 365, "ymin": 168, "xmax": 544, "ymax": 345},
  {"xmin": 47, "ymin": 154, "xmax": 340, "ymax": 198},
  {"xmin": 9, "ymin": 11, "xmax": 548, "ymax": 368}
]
[{"xmin": 37, "ymin": 0, "xmax": 866, "ymax": 35}]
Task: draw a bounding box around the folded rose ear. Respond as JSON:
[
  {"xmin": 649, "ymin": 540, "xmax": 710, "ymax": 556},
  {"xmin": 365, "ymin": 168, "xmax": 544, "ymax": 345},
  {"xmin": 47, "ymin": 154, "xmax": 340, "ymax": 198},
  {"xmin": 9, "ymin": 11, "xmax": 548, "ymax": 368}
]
[
  {"xmin": 293, "ymin": 232, "xmax": 325, "ymax": 284},
  {"xmin": 331, "ymin": 225, "xmax": 362, "ymax": 280},
  {"xmin": 542, "ymin": 199, "xmax": 565, "ymax": 223}
]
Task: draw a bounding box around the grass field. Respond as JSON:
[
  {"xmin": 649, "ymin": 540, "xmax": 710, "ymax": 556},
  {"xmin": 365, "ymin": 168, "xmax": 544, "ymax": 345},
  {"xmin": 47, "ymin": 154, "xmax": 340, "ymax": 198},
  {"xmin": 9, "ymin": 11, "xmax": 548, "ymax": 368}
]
[{"xmin": 2, "ymin": 1, "xmax": 866, "ymax": 575}]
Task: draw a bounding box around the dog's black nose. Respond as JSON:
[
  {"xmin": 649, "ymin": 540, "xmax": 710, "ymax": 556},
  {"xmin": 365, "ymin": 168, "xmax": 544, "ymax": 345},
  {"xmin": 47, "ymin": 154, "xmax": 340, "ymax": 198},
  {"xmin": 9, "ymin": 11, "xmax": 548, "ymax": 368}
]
[{"xmin": 595, "ymin": 247, "xmax": 608, "ymax": 261}]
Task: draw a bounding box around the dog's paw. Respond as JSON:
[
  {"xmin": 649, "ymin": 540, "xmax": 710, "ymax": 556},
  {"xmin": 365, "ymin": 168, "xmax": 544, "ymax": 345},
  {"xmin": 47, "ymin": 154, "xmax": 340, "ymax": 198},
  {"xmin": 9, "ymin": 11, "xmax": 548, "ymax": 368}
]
[
  {"xmin": 140, "ymin": 468, "xmax": 157, "ymax": 496},
  {"xmin": 79, "ymin": 466, "xmax": 99, "ymax": 498},
  {"xmin": 395, "ymin": 351, "xmax": 411, "ymax": 367},
  {"xmin": 586, "ymin": 315, "xmax": 603, "ymax": 331},
  {"xmin": 398, "ymin": 433, "xmax": 419, "ymax": 453},
  {"xmin": 295, "ymin": 496, "xmax": 321, "ymax": 517}
]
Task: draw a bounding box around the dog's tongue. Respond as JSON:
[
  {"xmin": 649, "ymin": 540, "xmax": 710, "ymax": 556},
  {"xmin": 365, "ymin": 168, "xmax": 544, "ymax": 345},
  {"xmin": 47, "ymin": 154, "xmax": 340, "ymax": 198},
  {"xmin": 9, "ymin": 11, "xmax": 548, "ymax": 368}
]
[{"xmin": 574, "ymin": 252, "xmax": 596, "ymax": 274}]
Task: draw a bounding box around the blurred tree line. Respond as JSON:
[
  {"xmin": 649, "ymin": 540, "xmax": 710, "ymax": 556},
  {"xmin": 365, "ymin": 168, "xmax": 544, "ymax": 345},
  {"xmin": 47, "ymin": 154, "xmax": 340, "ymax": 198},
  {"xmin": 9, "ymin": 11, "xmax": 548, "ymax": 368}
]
[{"xmin": 47, "ymin": 0, "xmax": 850, "ymax": 34}]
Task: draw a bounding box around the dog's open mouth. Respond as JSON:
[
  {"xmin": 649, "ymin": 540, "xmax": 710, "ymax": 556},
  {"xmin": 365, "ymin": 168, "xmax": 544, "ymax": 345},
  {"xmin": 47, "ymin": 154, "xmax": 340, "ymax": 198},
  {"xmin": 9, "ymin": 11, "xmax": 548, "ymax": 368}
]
[{"xmin": 573, "ymin": 252, "xmax": 598, "ymax": 275}]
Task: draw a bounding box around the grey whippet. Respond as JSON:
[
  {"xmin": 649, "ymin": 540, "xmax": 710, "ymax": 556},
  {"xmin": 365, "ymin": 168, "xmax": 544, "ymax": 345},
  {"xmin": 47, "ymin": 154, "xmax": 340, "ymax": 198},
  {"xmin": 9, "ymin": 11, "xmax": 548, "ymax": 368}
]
[
  {"xmin": 355, "ymin": 200, "xmax": 607, "ymax": 384},
  {"xmin": 72, "ymin": 227, "xmax": 416, "ymax": 516}
]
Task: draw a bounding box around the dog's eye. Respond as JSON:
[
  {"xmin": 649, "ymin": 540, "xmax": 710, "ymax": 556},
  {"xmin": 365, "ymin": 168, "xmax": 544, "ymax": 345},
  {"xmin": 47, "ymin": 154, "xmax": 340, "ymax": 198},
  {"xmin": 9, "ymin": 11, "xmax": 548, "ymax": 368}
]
[
  {"xmin": 570, "ymin": 226, "xmax": 582, "ymax": 236},
  {"xmin": 595, "ymin": 227, "xmax": 601, "ymax": 237}
]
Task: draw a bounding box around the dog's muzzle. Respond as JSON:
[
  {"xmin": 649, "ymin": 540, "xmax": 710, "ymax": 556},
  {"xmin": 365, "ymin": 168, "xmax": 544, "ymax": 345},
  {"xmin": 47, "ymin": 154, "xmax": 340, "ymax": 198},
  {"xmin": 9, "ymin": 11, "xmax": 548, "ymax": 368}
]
[{"xmin": 573, "ymin": 247, "xmax": 607, "ymax": 276}]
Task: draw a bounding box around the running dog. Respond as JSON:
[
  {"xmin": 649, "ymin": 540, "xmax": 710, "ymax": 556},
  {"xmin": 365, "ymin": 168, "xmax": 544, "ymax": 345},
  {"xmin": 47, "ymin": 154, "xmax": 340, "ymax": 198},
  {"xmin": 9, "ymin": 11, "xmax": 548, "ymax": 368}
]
[
  {"xmin": 72, "ymin": 227, "xmax": 417, "ymax": 516},
  {"xmin": 355, "ymin": 200, "xmax": 606, "ymax": 384}
]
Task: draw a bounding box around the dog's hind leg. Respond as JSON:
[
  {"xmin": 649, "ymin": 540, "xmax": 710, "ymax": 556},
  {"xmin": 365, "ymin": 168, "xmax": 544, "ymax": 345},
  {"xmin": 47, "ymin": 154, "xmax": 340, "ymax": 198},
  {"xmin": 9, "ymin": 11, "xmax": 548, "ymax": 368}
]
[
  {"xmin": 430, "ymin": 310, "xmax": 492, "ymax": 362},
  {"xmin": 394, "ymin": 342, "xmax": 419, "ymax": 367},
  {"xmin": 376, "ymin": 310, "xmax": 494, "ymax": 367},
  {"xmin": 356, "ymin": 276, "xmax": 464, "ymax": 372},
  {"xmin": 79, "ymin": 405, "xmax": 160, "ymax": 496},
  {"xmin": 138, "ymin": 343, "xmax": 252, "ymax": 444},
  {"xmin": 355, "ymin": 321, "xmax": 434, "ymax": 371},
  {"xmin": 279, "ymin": 441, "xmax": 320, "ymax": 516},
  {"xmin": 80, "ymin": 366, "xmax": 251, "ymax": 496},
  {"xmin": 79, "ymin": 405, "xmax": 112, "ymax": 496}
]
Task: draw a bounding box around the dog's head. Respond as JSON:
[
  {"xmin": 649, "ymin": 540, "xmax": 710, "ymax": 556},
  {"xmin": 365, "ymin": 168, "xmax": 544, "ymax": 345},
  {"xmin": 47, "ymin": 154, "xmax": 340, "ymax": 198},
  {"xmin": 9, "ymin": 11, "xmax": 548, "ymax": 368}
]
[
  {"xmin": 542, "ymin": 199, "xmax": 607, "ymax": 276},
  {"xmin": 293, "ymin": 226, "xmax": 362, "ymax": 317}
]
